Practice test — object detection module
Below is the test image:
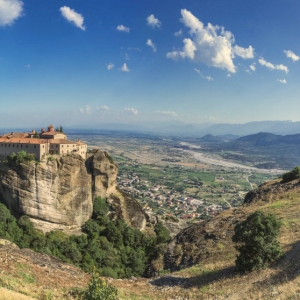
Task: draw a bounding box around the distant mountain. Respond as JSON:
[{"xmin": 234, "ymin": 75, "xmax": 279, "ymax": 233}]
[
  {"xmin": 63, "ymin": 120, "xmax": 300, "ymax": 137},
  {"xmin": 199, "ymin": 121, "xmax": 300, "ymax": 136},
  {"xmin": 199, "ymin": 134, "xmax": 239, "ymax": 143},
  {"xmin": 217, "ymin": 132, "xmax": 300, "ymax": 169},
  {"xmin": 231, "ymin": 132, "xmax": 300, "ymax": 148}
]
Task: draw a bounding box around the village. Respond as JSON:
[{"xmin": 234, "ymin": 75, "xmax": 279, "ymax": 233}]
[{"xmin": 117, "ymin": 162, "xmax": 240, "ymax": 222}]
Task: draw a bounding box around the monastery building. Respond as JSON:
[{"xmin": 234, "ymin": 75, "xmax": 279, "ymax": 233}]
[{"xmin": 0, "ymin": 125, "xmax": 87, "ymax": 160}]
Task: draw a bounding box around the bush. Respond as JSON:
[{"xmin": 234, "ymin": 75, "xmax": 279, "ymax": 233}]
[
  {"xmin": 81, "ymin": 269, "xmax": 118, "ymax": 300},
  {"xmin": 232, "ymin": 210, "xmax": 283, "ymax": 272},
  {"xmin": 282, "ymin": 166, "xmax": 300, "ymax": 183}
]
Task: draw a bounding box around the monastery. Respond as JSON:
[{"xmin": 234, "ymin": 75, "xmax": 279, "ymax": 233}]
[{"xmin": 0, "ymin": 125, "xmax": 87, "ymax": 160}]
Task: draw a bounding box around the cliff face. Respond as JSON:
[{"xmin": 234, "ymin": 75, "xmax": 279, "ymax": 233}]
[{"xmin": 0, "ymin": 150, "xmax": 146, "ymax": 232}]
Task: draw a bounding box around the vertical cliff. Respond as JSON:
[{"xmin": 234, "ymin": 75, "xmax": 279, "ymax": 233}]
[{"xmin": 0, "ymin": 149, "xmax": 146, "ymax": 232}]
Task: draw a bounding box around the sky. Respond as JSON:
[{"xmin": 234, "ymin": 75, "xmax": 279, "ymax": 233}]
[{"xmin": 0, "ymin": 0, "xmax": 300, "ymax": 128}]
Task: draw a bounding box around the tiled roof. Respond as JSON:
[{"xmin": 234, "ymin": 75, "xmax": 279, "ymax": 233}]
[{"xmin": 0, "ymin": 138, "xmax": 48, "ymax": 144}]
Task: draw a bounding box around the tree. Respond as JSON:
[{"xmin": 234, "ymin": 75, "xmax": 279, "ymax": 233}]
[
  {"xmin": 282, "ymin": 166, "xmax": 300, "ymax": 183},
  {"xmin": 232, "ymin": 210, "xmax": 283, "ymax": 272},
  {"xmin": 81, "ymin": 269, "xmax": 118, "ymax": 300}
]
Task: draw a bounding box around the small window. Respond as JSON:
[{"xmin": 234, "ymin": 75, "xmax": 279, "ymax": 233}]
[
  {"xmin": 43, "ymin": 145, "xmax": 44, "ymax": 148},
  {"xmin": 9, "ymin": 144, "xmax": 10, "ymax": 147},
  {"xmin": 21, "ymin": 145, "xmax": 22, "ymax": 148},
  {"xmin": 17, "ymin": 145, "xmax": 18, "ymax": 148},
  {"xmin": 62, "ymin": 145, "xmax": 63, "ymax": 148},
  {"xmin": 34, "ymin": 145, "xmax": 36, "ymax": 149},
  {"xmin": 26, "ymin": 145, "xmax": 28, "ymax": 148}
]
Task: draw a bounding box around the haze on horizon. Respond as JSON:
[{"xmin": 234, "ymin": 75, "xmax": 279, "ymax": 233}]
[{"xmin": 0, "ymin": 0, "xmax": 299, "ymax": 128}]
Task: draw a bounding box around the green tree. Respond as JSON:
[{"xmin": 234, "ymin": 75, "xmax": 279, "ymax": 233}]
[
  {"xmin": 154, "ymin": 222, "xmax": 171, "ymax": 244},
  {"xmin": 282, "ymin": 166, "xmax": 300, "ymax": 183},
  {"xmin": 232, "ymin": 210, "xmax": 283, "ymax": 272},
  {"xmin": 81, "ymin": 269, "xmax": 118, "ymax": 300}
]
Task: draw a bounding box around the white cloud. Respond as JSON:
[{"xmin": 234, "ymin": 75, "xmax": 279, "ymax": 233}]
[
  {"xmin": 233, "ymin": 45, "xmax": 254, "ymax": 59},
  {"xmin": 194, "ymin": 68, "xmax": 213, "ymax": 81},
  {"xmin": 107, "ymin": 63, "xmax": 114, "ymax": 70},
  {"xmin": 174, "ymin": 29, "xmax": 183, "ymax": 36},
  {"xmin": 166, "ymin": 9, "xmax": 255, "ymax": 73},
  {"xmin": 277, "ymin": 79, "xmax": 287, "ymax": 84},
  {"xmin": 0, "ymin": 0, "xmax": 23, "ymax": 27},
  {"xmin": 284, "ymin": 50, "xmax": 299, "ymax": 62},
  {"xmin": 124, "ymin": 108, "xmax": 138, "ymax": 115},
  {"xmin": 146, "ymin": 14, "xmax": 161, "ymax": 28},
  {"xmin": 24, "ymin": 64, "xmax": 30, "ymax": 69},
  {"xmin": 258, "ymin": 58, "xmax": 289, "ymax": 73},
  {"xmin": 117, "ymin": 24, "xmax": 130, "ymax": 33},
  {"xmin": 249, "ymin": 63, "xmax": 256, "ymax": 71},
  {"xmin": 80, "ymin": 105, "xmax": 92, "ymax": 113},
  {"xmin": 120, "ymin": 63, "xmax": 130, "ymax": 72},
  {"xmin": 146, "ymin": 39, "xmax": 157, "ymax": 52},
  {"xmin": 155, "ymin": 110, "xmax": 178, "ymax": 117},
  {"xmin": 60, "ymin": 6, "xmax": 85, "ymax": 30},
  {"xmin": 100, "ymin": 105, "xmax": 109, "ymax": 110},
  {"xmin": 227, "ymin": 74, "xmax": 231, "ymax": 78}
]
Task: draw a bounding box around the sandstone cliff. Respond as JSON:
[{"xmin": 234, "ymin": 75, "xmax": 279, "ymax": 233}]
[{"xmin": 0, "ymin": 150, "xmax": 146, "ymax": 232}]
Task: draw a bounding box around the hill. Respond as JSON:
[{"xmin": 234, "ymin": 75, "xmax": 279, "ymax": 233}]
[{"xmin": 2, "ymin": 174, "xmax": 300, "ymax": 299}]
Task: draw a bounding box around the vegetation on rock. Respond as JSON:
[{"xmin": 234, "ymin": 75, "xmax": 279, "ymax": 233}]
[
  {"xmin": 0, "ymin": 198, "xmax": 170, "ymax": 278},
  {"xmin": 232, "ymin": 210, "xmax": 283, "ymax": 271},
  {"xmin": 282, "ymin": 166, "xmax": 300, "ymax": 183}
]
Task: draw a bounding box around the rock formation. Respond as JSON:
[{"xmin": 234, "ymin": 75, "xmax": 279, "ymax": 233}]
[
  {"xmin": 163, "ymin": 177, "xmax": 298, "ymax": 272},
  {"xmin": 0, "ymin": 150, "xmax": 146, "ymax": 233}
]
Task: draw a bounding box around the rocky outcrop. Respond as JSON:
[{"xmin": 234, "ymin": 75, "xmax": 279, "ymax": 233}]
[
  {"xmin": 0, "ymin": 150, "xmax": 146, "ymax": 232},
  {"xmin": 164, "ymin": 177, "xmax": 300, "ymax": 271}
]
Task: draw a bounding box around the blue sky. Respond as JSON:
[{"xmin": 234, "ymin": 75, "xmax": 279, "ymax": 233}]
[{"xmin": 0, "ymin": 0, "xmax": 300, "ymax": 128}]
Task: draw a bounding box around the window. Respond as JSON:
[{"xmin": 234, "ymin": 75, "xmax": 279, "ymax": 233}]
[
  {"xmin": 8, "ymin": 144, "xmax": 10, "ymax": 147},
  {"xmin": 26, "ymin": 145, "xmax": 28, "ymax": 148},
  {"xmin": 43, "ymin": 145, "xmax": 44, "ymax": 148},
  {"xmin": 21, "ymin": 145, "xmax": 22, "ymax": 148},
  {"xmin": 34, "ymin": 145, "xmax": 36, "ymax": 149},
  {"xmin": 17, "ymin": 145, "xmax": 18, "ymax": 148}
]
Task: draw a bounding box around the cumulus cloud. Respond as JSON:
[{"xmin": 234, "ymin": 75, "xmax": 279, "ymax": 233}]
[
  {"xmin": 194, "ymin": 68, "xmax": 213, "ymax": 81},
  {"xmin": 60, "ymin": 6, "xmax": 85, "ymax": 30},
  {"xmin": 277, "ymin": 79, "xmax": 287, "ymax": 84},
  {"xmin": 124, "ymin": 108, "xmax": 138, "ymax": 115},
  {"xmin": 284, "ymin": 50, "xmax": 299, "ymax": 62},
  {"xmin": 258, "ymin": 58, "xmax": 289, "ymax": 73},
  {"xmin": 100, "ymin": 105, "xmax": 109, "ymax": 110},
  {"xmin": 117, "ymin": 24, "xmax": 130, "ymax": 33},
  {"xmin": 146, "ymin": 14, "xmax": 161, "ymax": 28},
  {"xmin": 80, "ymin": 105, "xmax": 92, "ymax": 114},
  {"xmin": 155, "ymin": 110, "xmax": 178, "ymax": 117},
  {"xmin": 166, "ymin": 9, "xmax": 255, "ymax": 73},
  {"xmin": 107, "ymin": 63, "xmax": 114, "ymax": 70},
  {"xmin": 146, "ymin": 39, "xmax": 156, "ymax": 52},
  {"xmin": 174, "ymin": 29, "xmax": 183, "ymax": 36},
  {"xmin": 249, "ymin": 63, "xmax": 256, "ymax": 71},
  {"xmin": 233, "ymin": 45, "xmax": 254, "ymax": 59},
  {"xmin": 0, "ymin": 0, "xmax": 23, "ymax": 27},
  {"xmin": 120, "ymin": 63, "xmax": 130, "ymax": 72}
]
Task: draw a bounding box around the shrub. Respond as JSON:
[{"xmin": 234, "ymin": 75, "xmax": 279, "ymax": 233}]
[
  {"xmin": 282, "ymin": 166, "xmax": 300, "ymax": 183},
  {"xmin": 81, "ymin": 269, "xmax": 118, "ymax": 300},
  {"xmin": 232, "ymin": 210, "xmax": 283, "ymax": 272}
]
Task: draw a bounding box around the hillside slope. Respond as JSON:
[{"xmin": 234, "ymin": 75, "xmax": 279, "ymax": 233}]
[{"xmin": 2, "ymin": 177, "xmax": 300, "ymax": 299}]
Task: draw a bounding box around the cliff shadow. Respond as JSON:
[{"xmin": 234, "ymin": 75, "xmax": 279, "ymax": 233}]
[{"xmin": 149, "ymin": 265, "xmax": 234, "ymax": 289}]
